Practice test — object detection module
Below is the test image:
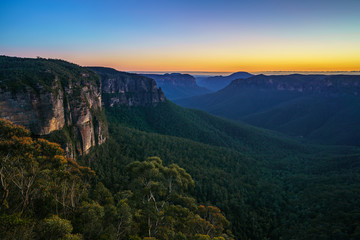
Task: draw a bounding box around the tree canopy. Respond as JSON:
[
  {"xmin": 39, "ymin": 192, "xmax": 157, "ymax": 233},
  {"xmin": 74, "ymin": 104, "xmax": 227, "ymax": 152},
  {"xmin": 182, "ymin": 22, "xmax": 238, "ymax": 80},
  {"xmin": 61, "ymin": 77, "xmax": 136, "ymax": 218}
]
[{"xmin": 0, "ymin": 119, "xmax": 233, "ymax": 240}]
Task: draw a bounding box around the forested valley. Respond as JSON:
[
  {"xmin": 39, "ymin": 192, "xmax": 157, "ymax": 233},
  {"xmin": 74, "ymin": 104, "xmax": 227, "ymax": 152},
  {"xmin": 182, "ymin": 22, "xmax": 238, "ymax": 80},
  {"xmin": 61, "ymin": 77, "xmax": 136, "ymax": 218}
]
[{"xmin": 84, "ymin": 102, "xmax": 360, "ymax": 239}]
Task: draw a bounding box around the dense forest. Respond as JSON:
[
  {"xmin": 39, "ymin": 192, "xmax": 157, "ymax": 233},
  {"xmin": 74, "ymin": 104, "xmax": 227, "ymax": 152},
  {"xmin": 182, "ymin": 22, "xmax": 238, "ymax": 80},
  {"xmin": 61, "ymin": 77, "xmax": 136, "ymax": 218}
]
[
  {"xmin": 0, "ymin": 119, "xmax": 233, "ymax": 240},
  {"xmin": 83, "ymin": 101, "xmax": 360, "ymax": 239}
]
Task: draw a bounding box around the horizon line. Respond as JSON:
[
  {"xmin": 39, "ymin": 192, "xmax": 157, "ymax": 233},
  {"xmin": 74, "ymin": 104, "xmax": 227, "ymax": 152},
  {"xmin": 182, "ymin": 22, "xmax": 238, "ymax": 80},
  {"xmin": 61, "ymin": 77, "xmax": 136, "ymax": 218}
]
[
  {"xmin": 131, "ymin": 70, "xmax": 360, "ymax": 76},
  {"xmin": 2, "ymin": 54, "xmax": 360, "ymax": 76}
]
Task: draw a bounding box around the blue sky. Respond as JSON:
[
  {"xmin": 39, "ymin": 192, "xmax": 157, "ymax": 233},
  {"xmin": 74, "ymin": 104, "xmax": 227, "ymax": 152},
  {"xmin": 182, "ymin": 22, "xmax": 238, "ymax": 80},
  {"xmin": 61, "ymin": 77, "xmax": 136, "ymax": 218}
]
[{"xmin": 1, "ymin": 0, "xmax": 359, "ymax": 72}]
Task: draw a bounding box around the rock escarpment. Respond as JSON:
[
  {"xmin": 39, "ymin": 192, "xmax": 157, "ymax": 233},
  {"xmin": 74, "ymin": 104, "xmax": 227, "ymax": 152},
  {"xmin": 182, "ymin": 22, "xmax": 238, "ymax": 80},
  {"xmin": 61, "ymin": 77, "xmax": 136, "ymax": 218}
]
[
  {"xmin": 141, "ymin": 73, "xmax": 210, "ymax": 100},
  {"xmin": 229, "ymin": 74, "xmax": 360, "ymax": 95},
  {"xmin": 90, "ymin": 67, "xmax": 166, "ymax": 107},
  {"xmin": 0, "ymin": 56, "xmax": 107, "ymax": 158}
]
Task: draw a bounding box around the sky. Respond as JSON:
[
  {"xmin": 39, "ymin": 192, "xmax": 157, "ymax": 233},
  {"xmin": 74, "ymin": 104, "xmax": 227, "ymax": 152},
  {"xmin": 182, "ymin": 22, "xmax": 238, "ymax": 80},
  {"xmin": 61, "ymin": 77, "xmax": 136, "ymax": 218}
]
[{"xmin": 1, "ymin": 0, "xmax": 360, "ymax": 73}]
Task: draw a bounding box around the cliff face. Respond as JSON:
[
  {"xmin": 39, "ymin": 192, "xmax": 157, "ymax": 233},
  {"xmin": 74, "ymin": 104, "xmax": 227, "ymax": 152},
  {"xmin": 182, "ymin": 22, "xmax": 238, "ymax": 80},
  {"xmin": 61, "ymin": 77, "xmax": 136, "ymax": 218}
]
[
  {"xmin": 0, "ymin": 80, "xmax": 65, "ymax": 135},
  {"xmin": 90, "ymin": 67, "xmax": 166, "ymax": 107},
  {"xmin": 0, "ymin": 56, "xmax": 107, "ymax": 158}
]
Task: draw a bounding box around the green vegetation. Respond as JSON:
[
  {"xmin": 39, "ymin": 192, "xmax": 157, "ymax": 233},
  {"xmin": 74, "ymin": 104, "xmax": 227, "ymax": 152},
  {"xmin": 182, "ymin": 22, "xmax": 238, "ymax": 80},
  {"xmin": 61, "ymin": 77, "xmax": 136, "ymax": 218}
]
[
  {"xmin": 0, "ymin": 119, "xmax": 94, "ymax": 239},
  {"xmin": 0, "ymin": 56, "xmax": 101, "ymax": 93},
  {"xmin": 105, "ymin": 101, "xmax": 310, "ymax": 156},
  {"xmin": 83, "ymin": 101, "xmax": 360, "ymax": 239},
  {"xmin": 0, "ymin": 119, "xmax": 232, "ymax": 240}
]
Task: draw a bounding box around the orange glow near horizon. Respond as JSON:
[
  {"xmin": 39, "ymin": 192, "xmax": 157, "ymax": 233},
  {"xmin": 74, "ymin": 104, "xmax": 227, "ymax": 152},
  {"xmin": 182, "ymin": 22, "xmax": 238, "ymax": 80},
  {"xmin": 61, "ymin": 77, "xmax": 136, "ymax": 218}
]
[
  {"xmin": 55, "ymin": 37, "xmax": 360, "ymax": 72},
  {"xmin": 72, "ymin": 54, "xmax": 360, "ymax": 73},
  {"xmin": 4, "ymin": 43, "xmax": 360, "ymax": 73},
  {"xmin": 56, "ymin": 31, "xmax": 359, "ymax": 73}
]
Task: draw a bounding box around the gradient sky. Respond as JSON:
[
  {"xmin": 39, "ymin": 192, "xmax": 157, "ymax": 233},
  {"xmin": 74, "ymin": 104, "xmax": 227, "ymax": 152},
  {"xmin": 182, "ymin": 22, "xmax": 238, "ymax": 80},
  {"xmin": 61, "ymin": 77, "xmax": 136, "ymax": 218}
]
[{"xmin": 1, "ymin": 0, "xmax": 359, "ymax": 72}]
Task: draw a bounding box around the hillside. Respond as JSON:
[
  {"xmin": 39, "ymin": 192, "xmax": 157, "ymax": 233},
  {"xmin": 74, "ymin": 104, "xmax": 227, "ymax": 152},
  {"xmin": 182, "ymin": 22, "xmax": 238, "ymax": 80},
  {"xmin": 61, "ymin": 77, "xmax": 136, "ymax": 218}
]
[
  {"xmin": 142, "ymin": 73, "xmax": 210, "ymax": 100},
  {"xmin": 176, "ymin": 74, "xmax": 360, "ymax": 146},
  {"xmin": 104, "ymin": 101, "xmax": 309, "ymax": 155},
  {"xmin": 196, "ymin": 71, "xmax": 253, "ymax": 91},
  {"xmin": 84, "ymin": 100, "xmax": 360, "ymax": 239}
]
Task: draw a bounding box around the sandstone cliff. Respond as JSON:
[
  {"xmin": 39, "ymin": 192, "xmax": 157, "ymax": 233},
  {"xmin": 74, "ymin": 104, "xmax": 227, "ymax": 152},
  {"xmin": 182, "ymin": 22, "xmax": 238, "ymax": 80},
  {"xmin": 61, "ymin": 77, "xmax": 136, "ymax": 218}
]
[
  {"xmin": 90, "ymin": 67, "xmax": 166, "ymax": 107},
  {"xmin": 0, "ymin": 56, "xmax": 107, "ymax": 158}
]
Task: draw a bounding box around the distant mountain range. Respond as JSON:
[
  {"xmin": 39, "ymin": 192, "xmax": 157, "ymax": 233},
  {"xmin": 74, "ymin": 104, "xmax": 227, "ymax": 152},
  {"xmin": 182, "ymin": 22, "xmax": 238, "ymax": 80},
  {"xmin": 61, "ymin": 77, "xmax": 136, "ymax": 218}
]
[
  {"xmin": 196, "ymin": 71, "xmax": 253, "ymax": 91},
  {"xmin": 142, "ymin": 73, "xmax": 210, "ymax": 100},
  {"xmin": 176, "ymin": 74, "xmax": 360, "ymax": 146}
]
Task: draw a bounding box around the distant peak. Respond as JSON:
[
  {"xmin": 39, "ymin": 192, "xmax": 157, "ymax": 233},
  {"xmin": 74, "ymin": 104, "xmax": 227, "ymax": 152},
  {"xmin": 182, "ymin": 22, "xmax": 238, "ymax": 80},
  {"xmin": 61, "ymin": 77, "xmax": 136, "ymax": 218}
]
[{"xmin": 228, "ymin": 71, "xmax": 253, "ymax": 77}]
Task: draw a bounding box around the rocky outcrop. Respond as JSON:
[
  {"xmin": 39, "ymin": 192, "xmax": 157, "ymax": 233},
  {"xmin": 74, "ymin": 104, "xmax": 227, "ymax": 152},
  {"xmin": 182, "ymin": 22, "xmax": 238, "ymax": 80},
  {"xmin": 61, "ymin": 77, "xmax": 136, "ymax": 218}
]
[
  {"xmin": 90, "ymin": 67, "xmax": 166, "ymax": 107},
  {"xmin": 62, "ymin": 77, "xmax": 106, "ymax": 156},
  {"xmin": 0, "ymin": 56, "xmax": 107, "ymax": 158},
  {"xmin": 141, "ymin": 73, "xmax": 210, "ymax": 100},
  {"xmin": 0, "ymin": 80, "xmax": 65, "ymax": 135}
]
